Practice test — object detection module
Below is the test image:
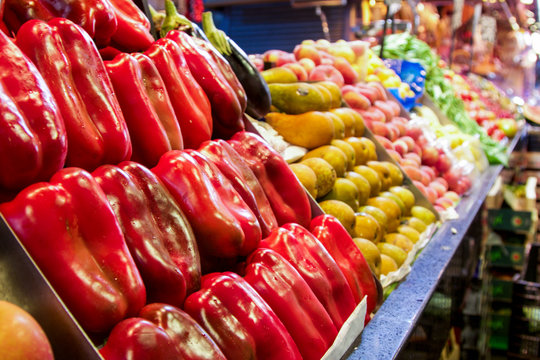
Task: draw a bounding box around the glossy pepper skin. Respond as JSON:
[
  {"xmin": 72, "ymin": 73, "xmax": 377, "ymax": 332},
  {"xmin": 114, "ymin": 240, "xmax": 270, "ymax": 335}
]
[
  {"xmin": 93, "ymin": 161, "xmax": 201, "ymax": 306},
  {"xmin": 310, "ymin": 215, "xmax": 381, "ymax": 315},
  {"xmin": 145, "ymin": 38, "xmax": 212, "ymax": 149},
  {"xmin": 229, "ymin": 132, "xmax": 311, "ymax": 228},
  {"xmin": 100, "ymin": 303, "xmax": 226, "ymax": 360},
  {"xmin": 166, "ymin": 30, "xmax": 244, "ymax": 137},
  {"xmin": 0, "ymin": 29, "xmax": 66, "ymax": 192},
  {"xmin": 198, "ymin": 139, "xmax": 277, "ymax": 238},
  {"xmin": 0, "ymin": 168, "xmax": 146, "ymax": 334},
  {"xmin": 3, "ymin": 0, "xmax": 55, "ymax": 32},
  {"xmin": 106, "ymin": 53, "xmax": 182, "ymax": 167},
  {"xmin": 152, "ymin": 150, "xmax": 258, "ymax": 259},
  {"xmin": 108, "ymin": 0, "xmax": 154, "ymax": 52},
  {"xmin": 244, "ymin": 248, "xmax": 338, "ymax": 360},
  {"xmin": 16, "ymin": 18, "xmax": 131, "ymax": 170},
  {"xmin": 260, "ymin": 224, "xmax": 357, "ymax": 330},
  {"xmin": 184, "ymin": 272, "xmax": 302, "ymax": 360}
]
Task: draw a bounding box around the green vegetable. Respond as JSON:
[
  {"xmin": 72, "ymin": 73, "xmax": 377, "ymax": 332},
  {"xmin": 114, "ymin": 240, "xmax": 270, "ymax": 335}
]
[{"xmin": 373, "ymin": 33, "xmax": 508, "ymax": 165}]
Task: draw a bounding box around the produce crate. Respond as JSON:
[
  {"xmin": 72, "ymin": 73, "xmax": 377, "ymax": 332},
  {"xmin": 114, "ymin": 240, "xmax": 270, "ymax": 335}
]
[
  {"xmin": 488, "ymin": 310, "xmax": 511, "ymax": 350},
  {"xmin": 487, "ymin": 244, "xmax": 526, "ymax": 269},
  {"xmin": 486, "ymin": 208, "xmax": 536, "ymax": 233},
  {"xmin": 508, "ymin": 244, "xmax": 540, "ymax": 359},
  {"xmin": 489, "ymin": 277, "xmax": 514, "ymax": 302}
]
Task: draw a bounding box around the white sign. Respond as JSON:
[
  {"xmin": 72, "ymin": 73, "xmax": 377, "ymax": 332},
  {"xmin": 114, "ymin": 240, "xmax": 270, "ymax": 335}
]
[{"xmin": 452, "ymin": 0, "xmax": 465, "ymax": 31}]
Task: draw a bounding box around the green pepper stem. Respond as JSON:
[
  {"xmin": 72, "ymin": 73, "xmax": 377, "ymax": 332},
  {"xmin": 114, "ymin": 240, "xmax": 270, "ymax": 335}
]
[
  {"xmin": 160, "ymin": 0, "xmax": 194, "ymax": 38},
  {"xmin": 202, "ymin": 12, "xmax": 232, "ymax": 56}
]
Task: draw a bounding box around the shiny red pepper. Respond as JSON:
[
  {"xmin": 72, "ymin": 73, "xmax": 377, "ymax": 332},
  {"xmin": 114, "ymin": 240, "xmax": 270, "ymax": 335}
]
[
  {"xmin": 108, "ymin": 0, "xmax": 154, "ymax": 52},
  {"xmin": 310, "ymin": 214, "xmax": 381, "ymax": 315},
  {"xmin": 3, "ymin": 0, "xmax": 55, "ymax": 32},
  {"xmin": 244, "ymin": 248, "xmax": 338, "ymax": 360},
  {"xmin": 184, "ymin": 272, "xmax": 302, "ymax": 360},
  {"xmin": 145, "ymin": 38, "xmax": 212, "ymax": 149},
  {"xmin": 198, "ymin": 139, "xmax": 277, "ymax": 237},
  {"xmin": 229, "ymin": 131, "xmax": 312, "ymax": 228},
  {"xmin": 0, "ymin": 168, "xmax": 146, "ymax": 334},
  {"xmin": 166, "ymin": 30, "xmax": 244, "ymax": 137},
  {"xmin": 152, "ymin": 150, "xmax": 259, "ymax": 260},
  {"xmin": 0, "ymin": 29, "xmax": 66, "ymax": 193},
  {"xmin": 16, "ymin": 18, "xmax": 131, "ymax": 170},
  {"xmin": 93, "ymin": 161, "xmax": 201, "ymax": 306},
  {"xmin": 260, "ymin": 224, "xmax": 357, "ymax": 330},
  {"xmin": 106, "ymin": 53, "xmax": 182, "ymax": 167},
  {"xmin": 100, "ymin": 303, "xmax": 226, "ymax": 360}
]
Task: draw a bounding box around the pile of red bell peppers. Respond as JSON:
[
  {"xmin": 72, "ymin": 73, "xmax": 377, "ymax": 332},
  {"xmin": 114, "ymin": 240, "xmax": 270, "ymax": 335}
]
[{"xmin": 0, "ymin": 9, "xmax": 381, "ymax": 359}]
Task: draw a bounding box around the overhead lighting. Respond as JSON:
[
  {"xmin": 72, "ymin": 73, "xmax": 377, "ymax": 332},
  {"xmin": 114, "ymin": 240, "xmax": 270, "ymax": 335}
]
[
  {"xmin": 417, "ymin": 2, "xmax": 424, "ymax": 11},
  {"xmin": 521, "ymin": 0, "xmax": 533, "ymax": 4}
]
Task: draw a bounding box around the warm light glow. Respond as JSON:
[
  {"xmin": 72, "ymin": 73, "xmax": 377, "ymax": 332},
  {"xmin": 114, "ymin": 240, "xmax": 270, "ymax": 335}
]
[
  {"xmin": 521, "ymin": 0, "xmax": 533, "ymax": 5},
  {"xmin": 417, "ymin": 3, "xmax": 424, "ymax": 11},
  {"xmin": 369, "ymin": 0, "xmax": 375, "ymax": 6}
]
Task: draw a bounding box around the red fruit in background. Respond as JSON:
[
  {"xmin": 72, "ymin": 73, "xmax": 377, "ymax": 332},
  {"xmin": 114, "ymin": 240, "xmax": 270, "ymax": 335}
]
[
  {"xmin": 374, "ymin": 134, "xmax": 394, "ymax": 150},
  {"xmin": 433, "ymin": 205, "xmax": 445, "ymax": 213},
  {"xmin": 386, "ymin": 149, "xmax": 402, "ymax": 162},
  {"xmin": 429, "ymin": 181, "xmax": 446, "ymax": 198},
  {"xmin": 385, "ymin": 123, "xmax": 400, "ymax": 141},
  {"xmin": 333, "ymin": 56, "xmax": 358, "ymax": 85},
  {"xmin": 370, "ymin": 122, "xmax": 388, "ymax": 137},
  {"xmin": 433, "ymin": 177, "xmax": 449, "ymax": 191},
  {"xmin": 390, "ymin": 121, "xmax": 406, "ymax": 137},
  {"xmin": 293, "ymin": 44, "xmax": 322, "ymax": 65},
  {"xmin": 435, "ymin": 197, "xmax": 454, "ymax": 209},
  {"xmin": 419, "ymin": 171, "xmax": 431, "ymax": 187},
  {"xmin": 405, "ymin": 124, "xmax": 423, "ymax": 140},
  {"xmin": 386, "ymin": 100, "xmax": 401, "ymax": 117},
  {"xmin": 309, "ymin": 65, "xmax": 344, "ymax": 87},
  {"xmin": 420, "ymin": 166, "xmax": 436, "ymax": 181},
  {"xmin": 349, "ymin": 40, "xmax": 368, "ymax": 57},
  {"xmin": 421, "ymin": 145, "xmax": 439, "ymax": 166},
  {"xmin": 392, "ymin": 139, "xmax": 408, "ymax": 156},
  {"xmin": 342, "ymin": 86, "xmax": 370, "ymax": 110},
  {"xmin": 402, "ymin": 165, "xmax": 423, "ymax": 182},
  {"xmin": 263, "ymin": 49, "xmax": 295, "ymax": 66},
  {"xmin": 298, "ymin": 58, "xmax": 316, "ymax": 73},
  {"xmin": 355, "ymin": 84, "xmax": 379, "ymax": 104},
  {"xmin": 374, "ymin": 100, "xmax": 394, "ymax": 122},
  {"xmin": 443, "ymin": 170, "xmax": 461, "ymax": 192},
  {"xmin": 0, "ymin": 301, "xmax": 54, "ymax": 360},
  {"xmin": 404, "ymin": 152, "xmax": 421, "ymax": 165},
  {"xmin": 410, "ymin": 144, "xmax": 422, "ymax": 157},
  {"xmin": 281, "ymin": 63, "xmax": 308, "ymax": 81},
  {"xmin": 358, "ymin": 107, "xmax": 386, "ymax": 123},
  {"xmin": 491, "ymin": 128, "xmax": 506, "ymax": 141},
  {"xmin": 366, "ymin": 81, "xmax": 387, "ymax": 101},
  {"xmin": 392, "ymin": 117, "xmax": 408, "ymax": 126},
  {"xmin": 413, "ymin": 180, "xmax": 427, "ymax": 197},
  {"xmin": 399, "ymin": 136, "xmax": 415, "ymax": 152},
  {"xmin": 424, "ymin": 187, "xmax": 438, "ymax": 204},
  {"xmin": 434, "ymin": 153, "xmax": 452, "ymax": 174},
  {"xmin": 251, "ymin": 57, "xmax": 264, "ymax": 72},
  {"xmin": 400, "ymin": 158, "xmax": 419, "ymax": 168},
  {"xmin": 443, "ymin": 191, "xmax": 460, "ymax": 204}
]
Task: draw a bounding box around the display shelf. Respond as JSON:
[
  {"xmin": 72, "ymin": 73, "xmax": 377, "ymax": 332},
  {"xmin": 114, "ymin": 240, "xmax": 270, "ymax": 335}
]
[{"xmin": 344, "ymin": 130, "xmax": 524, "ymax": 360}]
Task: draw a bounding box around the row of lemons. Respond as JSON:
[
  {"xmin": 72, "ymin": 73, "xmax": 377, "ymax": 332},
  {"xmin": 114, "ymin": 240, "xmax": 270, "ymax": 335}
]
[{"xmin": 285, "ymin": 107, "xmax": 437, "ymax": 277}]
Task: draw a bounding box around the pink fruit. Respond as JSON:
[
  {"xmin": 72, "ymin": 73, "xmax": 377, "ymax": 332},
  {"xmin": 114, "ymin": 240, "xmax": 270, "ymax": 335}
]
[
  {"xmin": 435, "ymin": 197, "xmax": 454, "ymax": 209},
  {"xmin": 404, "ymin": 152, "xmax": 422, "ymax": 165},
  {"xmin": 342, "ymin": 87, "xmax": 370, "ymax": 110},
  {"xmin": 433, "ymin": 205, "xmax": 445, "ymax": 213},
  {"xmin": 413, "ymin": 180, "xmax": 428, "ymax": 197},
  {"xmin": 433, "ymin": 177, "xmax": 449, "ymax": 191},
  {"xmin": 374, "ymin": 100, "xmax": 394, "ymax": 122},
  {"xmin": 281, "ymin": 63, "xmax": 308, "ymax": 81},
  {"xmin": 298, "ymin": 58, "xmax": 316, "ymax": 73},
  {"xmin": 420, "ymin": 166, "xmax": 436, "ymax": 181},
  {"xmin": 371, "ymin": 122, "xmax": 389, "ymax": 137},
  {"xmin": 443, "ymin": 191, "xmax": 460, "ymax": 203},
  {"xmin": 434, "ymin": 153, "xmax": 452, "ymax": 174},
  {"xmin": 400, "ymin": 158, "xmax": 420, "ymax": 168},
  {"xmin": 421, "ymin": 145, "xmax": 439, "ymax": 167},
  {"xmin": 374, "ymin": 134, "xmax": 394, "ymax": 150},
  {"xmin": 366, "ymin": 81, "xmax": 388, "ymax": 101},
  {"xmin": 392, "ymin": 117, "xmax": 408, "ymax": 126},
  {"xmin": 391, "ymin": 121, "xmax": 406, "ymax": 137},
  {"xmin": 393, "ymin": 139, "xmax": 409, "ymax": 156},
  {"xmin": 355, "ymin": 85, "xmax": 379, "ymax": 104},
  {"xmin": 386, "ymin": 100, "xmax": 401, "ymax": 117},
  {"xmin": 386, "ymin": 123, "xmax": 400, "ymax": 141},
  {"xmin": 420, "ymin": 171, "xmax": 431, "ymax": 187},
  {"xmin": 293, "ymin": 44, "xmax": 322, "ymax": 65},
  {"xmin": 399, "ymin": 136, "xmax": 415, "ymax": 152},
  {"xmin": 309, "ymin": 65, "xmax": 345, "ymax": 87},
  {"xmin": 429, "ymin": 181, "xmax": 447, "ymax": 198},
  {"xmin": 333, "ymin": 56, "xmax": 358, "ymax": 85},
  {"xmin": 386, "ymin": 149, "xmax": 403, "ymax": 162},
  {"xmin": 410, "ymin": 144, "xmax": 422, "ymax": 157},
  {"xmin": 405, "ymin": 124, "xmax": 423, "ymax": 140},
  {"xmin": 425, "ymin": 187, "xmax": 438, "ymax": 204},
  {"xmin": 263, "ymin": 49, "xmax": 295, "ymax": 66},
  {"xmin": 358, "ymin": 107, "xmax": 386, "ymax": 123},
  {"xmin": 402, "ymin": 165, "xmax": 423, "ymax": 182}
]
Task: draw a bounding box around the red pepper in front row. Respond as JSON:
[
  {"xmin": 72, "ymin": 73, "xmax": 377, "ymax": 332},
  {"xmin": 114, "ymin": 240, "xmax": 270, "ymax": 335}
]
[
  {"xmin": 310, "ymin": 214, "xmax": 381, "ymax": 317},
  {"xmin": 229, "ymin": 132, "xmax": 312, "ymax": 228},
  {"xmin": 152, "ymin": 150, "xmax": 260, "ymax": 260},
  {"xmin": 260, "ymin": 224, "xmax": 357, "ymax": 330},
  {"xmin": 244, "ymin": 248, "xmax": 338, "ymax": 360},
  {"xmin": 16, "ymin": 18, "xmax": 132, "ymax": 170},
  {"xmin": 184, "ymin": 272, "xmax": 302, "ymax": 360},
  {"xmin": 198, "ymin": 139, "xmax": 278, "ymax": 237},
  {"xmin": 0, "ymin": 168, "xmax": 146, "ymax": 334},
  {"xmin": 107, "ymin": 0, "xmax": 154, "ymax": 52},
  {"xmin": 100, "ymin": 303, "xmax": 226, "ymax": 360},
  {"xmin": 106, "ymin": 53, "xmax": 183, "ymax": 167},
  {"xmin": 0, "ymin": 28, "xmax": 66, "ymax": 193},
  {"xmin": 93, "ymin": 161, "xmax": 201, "ymax": 307}
]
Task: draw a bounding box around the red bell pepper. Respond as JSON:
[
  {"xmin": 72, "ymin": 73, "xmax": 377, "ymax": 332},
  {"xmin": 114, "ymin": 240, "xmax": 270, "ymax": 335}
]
[
  {"xmin": 145, "ymin": 38, "xmax": 212, "ymax": 149},
  {"xmin": 260, "ymin": 224, "xmax": 357, "ymax": 329},
  {"xmin": 0, "ymin": 168, "xmax": 146, "ymax": 334},
  {"xmin": 310, "ymin": 214, "xmax": 381, "ymax": 315},
  {"xmin": 100, "ymin": 318, "xmax": 183, "ymax": 360},
  {"xmin": 93, "ymin": 161, "xmax": 201, "ymax": 306},
  {"xmin": 229, "ymin": 131, "xmax": 312, "ymax": 228},
  {"xmin": 152, "ymin": 150, "xmax": 258, "ymax": 260},
  {"xmin": 0, "ymin": 29, "xmax": 66, "ymax": 192},
  {"xmin": 166, "ymin": 30, "xmax": 244, "ymax": 137},
  {"xmin": 108, "ymin": 0, "xmax": 154, "ymax": 52},
  {"xmin": 101, "ymin": 303, "xmax": 227, "ymax": 360},
  {"xmin": 184, "ymin": 272, "xmax": 302, "ymax": 360},
  {"xmin": 16, "ymin": 18, "xmax": 131, "ymax": 170},
  {"xmin": 106, "ymin": 53, "xmax": 182, "ymax": 167},
  {"xmin": 3, "ymin": 0, "xmax": 55, "ymax": 33},
  {"xmin": 198, "ymin": 139, "xmax": 277, "ymax": 237},
  {"xmin": 244, "ymin": 248, "xmax": 338, "ymax": 360}
]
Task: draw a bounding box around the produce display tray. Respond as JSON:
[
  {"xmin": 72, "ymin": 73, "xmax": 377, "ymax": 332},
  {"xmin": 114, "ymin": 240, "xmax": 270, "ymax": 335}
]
[{"xmin": 344, "ymin": 128, "xmax": 524, "ymax": 360}]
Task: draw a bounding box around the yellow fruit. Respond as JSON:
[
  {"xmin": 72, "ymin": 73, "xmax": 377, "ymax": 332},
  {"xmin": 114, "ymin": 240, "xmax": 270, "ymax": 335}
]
[
  {"xmin": 345, "ymin": 171, "xmax": 371, "ymax": 206},
  {"xmin": 314, "ymin": 81, "xmax": 342, "ymax": 108},
  {"xmin": 289, "ymin": 163, "xmax": 318, "ymax": 198},
  {"xmin": 353, "ymin": 165, "xmax": 381, "ymax": 196},
  {"xmin": 268, "ymin": 83, "xmax": 332, "ymax": 114},
  {"xmin": 385, "ymin": 162, "xmax": 404, "ymax": 186},
  {"xmin": 330, "ymin": 108, "xmax": 363, "ymax": 137},
  {"xmin": 375, "ymin": 67, "xmax": 397, "ymax": 81},
  {"xmin": 411, "ymin": 206, "xmax": 437, "ymax": 225},
  {"xmin": 378, "ymin": 242, "xmax": 407, "ymax": 267},
  {"xmin": 303, "ymin": 145, "xmax": 348, "ymax": 178},
  {"xmin": 320, "ymin": 178, "xmax": 360, "ymax": 211},
  {"xmin": 319, "ymin": 200, "xmax": 356, "ymax": 234},
  {"xmin": 331, "ymin": 139, "xmax": 355, "ymax": 171},
  {"xmin": 353, "ymin": 212, "xmax": 383, "ymax": 243},
  {"xmin": 358, "ymin": 205, "xmax": 388, "ymax": 234},
  {"xmin": 397, "ymin": 225, "xmax": 421, "ymax": 244},
  {"xmin": 261, "ymin": 67, "xmax": 298, "ymax": 84},
  {"xmin": 400, "ymin": 217, "xmax": 428, "ymax": 234},
  {"xmin": 389, "ymin": 186, "xmax": 415, "ymax": 215},
  {"xmin": 366, "ymin": 196, "xmax": 401, "ymax": 233},
  {"xmin": 379, "ymin": 191, "xmax": 406, "ymax": 215},
  {"xmin": 382, "ymin": 75, "xmax": 401, "ymax": 88},
  {"xmin": 365, "ymin": 74, "xmax": 380, "ymax": 82},
  {"xmin": 383, "ymin": 233, "xmax": 414, "ymax": 252},
  {"xmin": 354, "ymin": 238, "xmax": 381, "ymax": 276},
  {"xmin": 327, "ymin": 113, "xmax": 345, "ymax": 139},
  {"xmin": 265, "ymin": 111, "xmax": 334, "ymax": 149},
  {"xmin": 300, "ymin": 158, "xmax": 337, "ymax": 198},
  {"xmin": 367, "ymin": 161, "xmax": 394, "ymax": 192},
  {"xmin": 380, "ymin": 254, "xmax": 398, "ymax": 275}
]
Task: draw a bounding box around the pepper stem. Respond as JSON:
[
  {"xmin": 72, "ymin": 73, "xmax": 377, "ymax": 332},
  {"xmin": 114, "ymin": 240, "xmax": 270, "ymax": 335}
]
[
  {"xmin": 160, "ymin": 0, "xmax": 194, "ymax": 38},
  {"xmin": 149, "ymin": 5, "xmax": 165, "ymax": 33},
  {"xmin": 201, "ymin": 12, "xmax": 232, "ymax": 56}
]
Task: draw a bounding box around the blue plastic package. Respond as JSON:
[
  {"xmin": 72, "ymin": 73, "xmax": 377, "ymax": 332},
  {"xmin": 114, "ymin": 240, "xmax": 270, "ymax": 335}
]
[{"xmin": 383, "ymin": 59, "xmax": 426, "ymax": 111}]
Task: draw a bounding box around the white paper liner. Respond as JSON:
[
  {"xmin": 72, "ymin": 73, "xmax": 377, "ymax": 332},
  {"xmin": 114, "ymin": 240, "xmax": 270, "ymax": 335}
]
[
  {"xmin": 379, "ymin": 222, "xmax": 438, "ymax": 288},
  {"xmin": 438, "ymin": 206, "xmax": 460, "ymax": 222},
  {"xmin": 249, "ymin": 119, "xmax": 307, "ymax": 163},
  {"xmin": 321, "ymin": 296, "xmax": 368, "ymax": 360}
]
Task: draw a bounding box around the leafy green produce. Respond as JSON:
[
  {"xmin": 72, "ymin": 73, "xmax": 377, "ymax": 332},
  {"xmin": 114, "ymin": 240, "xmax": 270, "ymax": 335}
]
[{"xmin": 373, "ymin": 33, "xmax": 508, "ymax": 165}]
